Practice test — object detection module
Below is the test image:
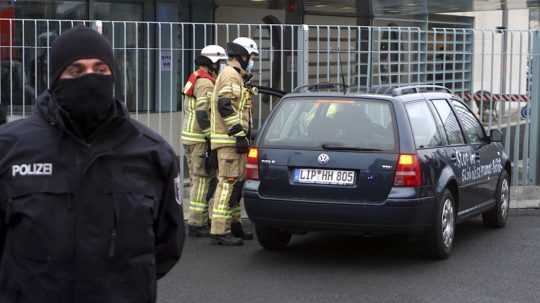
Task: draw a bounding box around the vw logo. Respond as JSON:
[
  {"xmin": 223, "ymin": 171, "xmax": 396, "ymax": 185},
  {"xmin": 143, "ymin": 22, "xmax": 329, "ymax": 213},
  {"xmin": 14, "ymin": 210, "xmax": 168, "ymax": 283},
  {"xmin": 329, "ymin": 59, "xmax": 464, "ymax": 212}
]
[{"xmin": 318, "ymin": 153, "xmax": 330, "ymax": 165}]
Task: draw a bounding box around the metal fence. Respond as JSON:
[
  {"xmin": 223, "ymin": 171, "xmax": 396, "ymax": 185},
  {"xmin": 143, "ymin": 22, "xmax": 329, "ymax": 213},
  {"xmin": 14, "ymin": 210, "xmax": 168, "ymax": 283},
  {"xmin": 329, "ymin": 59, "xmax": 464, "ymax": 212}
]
[{"xmin": 0, "ymin": 19, "xmax": 538, "ymax": 185}]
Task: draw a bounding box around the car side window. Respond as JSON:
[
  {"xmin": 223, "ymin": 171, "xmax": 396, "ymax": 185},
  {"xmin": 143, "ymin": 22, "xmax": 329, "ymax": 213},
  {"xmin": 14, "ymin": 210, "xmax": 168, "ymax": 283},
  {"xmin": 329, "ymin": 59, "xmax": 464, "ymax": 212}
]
[
  {"xmin": 405, "ymin": 101, "xmax": 444, "ymax": 149},
  {"xmin": 451, "ymin": 100, "xmax": 486, "ymax": 144},
  {"xmin": 431, "ymin": 99, "xmax": 465, "ymax": 145}
]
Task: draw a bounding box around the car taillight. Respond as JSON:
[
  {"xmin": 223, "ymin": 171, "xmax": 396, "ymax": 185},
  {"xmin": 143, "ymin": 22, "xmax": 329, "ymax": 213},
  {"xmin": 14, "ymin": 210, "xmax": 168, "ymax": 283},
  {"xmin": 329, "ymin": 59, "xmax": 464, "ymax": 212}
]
[
  {"xmin": 393, "ymin": 154, "xmax": 422, "ymax": 187},
  {"xmin": 246, "ymin": 148, "xmax": 259, "ymax": 180}
]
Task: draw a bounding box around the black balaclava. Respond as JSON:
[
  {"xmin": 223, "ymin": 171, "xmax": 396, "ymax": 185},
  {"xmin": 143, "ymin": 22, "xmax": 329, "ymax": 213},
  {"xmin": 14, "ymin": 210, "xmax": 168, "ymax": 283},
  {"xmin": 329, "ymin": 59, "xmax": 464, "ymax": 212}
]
[{"xmin": 50, "ymin": 26, "xmax": 117, "ymax": 139}]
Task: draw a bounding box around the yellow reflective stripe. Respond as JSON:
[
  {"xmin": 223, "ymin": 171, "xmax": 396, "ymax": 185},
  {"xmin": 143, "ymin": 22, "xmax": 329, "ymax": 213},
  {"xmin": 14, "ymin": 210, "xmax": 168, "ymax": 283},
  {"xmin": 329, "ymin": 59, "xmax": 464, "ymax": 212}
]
[
  {"xmin": 211, "ymin": 139, "xmax": 236, "ymax": 144},
  {"xmin": 224, "ymin": 116, "xmax": 240, "ymax": 127},
  {"xmin": 190, "ymin": 201, "xmax": 208, "ymax": 207},
  {"xmin": 231, "ymin": 84, "xmax": 242, "ymax": 95},
  {"xmin": 196, "ymin": 178, "xmax": 207, "ymax": 203},
  {"xmin": 218, "ymin": 88, "xmax": 233, "ymax": 96},
  {"xmin": 195, "ymin": 97, "xmax": 209, "ymax": 106},
  {"xmin": 212, "ymin": 214, "xmax": 231, "ymax": 219},
  {"xmin": 181, "ymin": 132, "xmax": 206, "ymax": 140},
  {"xmin": 189, "ymin": 206, "xmax": 208, "ymax": 212}
]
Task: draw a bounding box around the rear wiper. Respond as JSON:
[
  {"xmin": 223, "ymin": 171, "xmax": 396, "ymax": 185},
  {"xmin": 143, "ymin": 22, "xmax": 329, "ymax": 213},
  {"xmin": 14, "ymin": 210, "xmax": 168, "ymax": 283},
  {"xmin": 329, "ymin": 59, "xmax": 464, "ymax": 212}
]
[{"xmin": 321, "ymin": 144, "xmax": 383, "ymax": 152}]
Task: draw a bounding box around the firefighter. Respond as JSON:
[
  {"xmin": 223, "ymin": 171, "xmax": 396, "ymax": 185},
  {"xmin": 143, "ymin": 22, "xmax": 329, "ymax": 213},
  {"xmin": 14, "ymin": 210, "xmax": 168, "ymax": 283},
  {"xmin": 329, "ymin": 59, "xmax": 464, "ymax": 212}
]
[
  {"xmin": 209, "ymin": 37, "xmax": 258, "ymax": 246},
  {"xmin": 182, "ymin": 45, "xmax": 227, "ymax": 237}
]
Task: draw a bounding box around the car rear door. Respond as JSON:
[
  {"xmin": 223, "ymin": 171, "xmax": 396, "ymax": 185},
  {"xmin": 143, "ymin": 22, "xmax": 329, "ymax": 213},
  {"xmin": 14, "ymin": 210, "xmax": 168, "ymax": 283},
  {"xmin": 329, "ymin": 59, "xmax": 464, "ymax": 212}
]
[
  {"xmin": 257, "ymin": 97, "xmax": 399, "ymax": 204},
  {"xmin": 450, "ymin": 99, "xmax": 498, "ymax": 205},
  {"xmin": 403, "ymin": 100, "xmax": 447, "ymax": 193},
  {"xmin": 430, "ymin": 99, "xmax": 476, "ymax": 212}
]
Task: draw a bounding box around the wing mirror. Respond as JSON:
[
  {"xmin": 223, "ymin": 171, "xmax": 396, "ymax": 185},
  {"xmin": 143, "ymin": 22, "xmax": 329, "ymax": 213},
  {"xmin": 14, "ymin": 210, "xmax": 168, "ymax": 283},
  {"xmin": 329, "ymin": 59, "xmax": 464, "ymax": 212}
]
[{"xmin": 490, "ymin": 129, "xmax": 503, "ymax": 143}]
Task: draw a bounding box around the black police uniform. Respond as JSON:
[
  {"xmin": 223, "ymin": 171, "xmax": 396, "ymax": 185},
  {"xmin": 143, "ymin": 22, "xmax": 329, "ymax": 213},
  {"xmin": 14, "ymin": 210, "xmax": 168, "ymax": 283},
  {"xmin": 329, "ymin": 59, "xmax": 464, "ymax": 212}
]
[{"xmin": 0, "ymin": 91, "xmax": 184, "ymax": 303}]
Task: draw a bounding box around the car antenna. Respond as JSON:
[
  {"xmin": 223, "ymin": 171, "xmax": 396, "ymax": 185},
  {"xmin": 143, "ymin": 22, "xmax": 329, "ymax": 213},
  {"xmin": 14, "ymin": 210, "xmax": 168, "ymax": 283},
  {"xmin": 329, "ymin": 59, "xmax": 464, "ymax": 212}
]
[{"xmin": 337, "ymin": 46, "xmax": 347, "ymax": 95}]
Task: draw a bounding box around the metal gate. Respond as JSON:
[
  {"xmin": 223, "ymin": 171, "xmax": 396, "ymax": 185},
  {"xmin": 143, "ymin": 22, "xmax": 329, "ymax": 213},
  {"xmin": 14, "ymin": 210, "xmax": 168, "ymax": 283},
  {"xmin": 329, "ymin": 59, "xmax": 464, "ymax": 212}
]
[{"xmin": 0, "ymin": 19, "xmax": 538, "ymax": 185}]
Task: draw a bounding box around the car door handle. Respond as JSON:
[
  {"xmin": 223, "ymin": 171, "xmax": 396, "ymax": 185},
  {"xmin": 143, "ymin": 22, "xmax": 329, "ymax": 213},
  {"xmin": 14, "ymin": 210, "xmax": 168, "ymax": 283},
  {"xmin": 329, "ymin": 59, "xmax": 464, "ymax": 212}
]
[
  {"xmin": 474, "ymin": 152, "xmax": 481, "ymax": 161},
  {"xmin": 450, "ymin": 153, "xmax": 457, "ymax": 162}
]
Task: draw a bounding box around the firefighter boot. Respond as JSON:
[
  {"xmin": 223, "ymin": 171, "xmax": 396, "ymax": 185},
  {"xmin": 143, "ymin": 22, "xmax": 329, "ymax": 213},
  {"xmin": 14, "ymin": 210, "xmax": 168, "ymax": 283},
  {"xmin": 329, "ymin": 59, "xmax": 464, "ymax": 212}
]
[
  {"xmin": 188, "ymin": 225, "xmax": 210, "ymax": 238},
  {"xmin": 210, "ymin": 233, "xmax": 244, "ymax": 246},
  {"xmin": 231, "ymin": 222, "xmax": 254, "ymax": 240}
]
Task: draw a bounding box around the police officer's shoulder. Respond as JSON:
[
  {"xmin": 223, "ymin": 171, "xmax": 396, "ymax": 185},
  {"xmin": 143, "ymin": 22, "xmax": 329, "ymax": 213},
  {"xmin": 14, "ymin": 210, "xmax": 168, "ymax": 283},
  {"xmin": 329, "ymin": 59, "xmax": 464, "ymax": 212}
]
[
  {"xmin": 130, "ymin": 118, "xmax": 169, "ymax": 145},
  {"xmin": 129, "ymin": 118, "xmax": 177, "ymax": 159},
  {"xmin": 0, "ymin": 116, "xmax": 42, "ymax": 139}
]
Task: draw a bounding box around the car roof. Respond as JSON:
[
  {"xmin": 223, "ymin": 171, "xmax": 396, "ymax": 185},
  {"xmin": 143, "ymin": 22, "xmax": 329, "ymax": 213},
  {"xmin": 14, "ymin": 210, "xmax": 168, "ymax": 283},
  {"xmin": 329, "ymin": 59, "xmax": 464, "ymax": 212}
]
[
  {"xmin": 281, "ymin": 91, "xmax": 460, "ymax": 104},
  {"xmin": 283, "ymin": 84, "xmax": 463, "ymax": 104}
]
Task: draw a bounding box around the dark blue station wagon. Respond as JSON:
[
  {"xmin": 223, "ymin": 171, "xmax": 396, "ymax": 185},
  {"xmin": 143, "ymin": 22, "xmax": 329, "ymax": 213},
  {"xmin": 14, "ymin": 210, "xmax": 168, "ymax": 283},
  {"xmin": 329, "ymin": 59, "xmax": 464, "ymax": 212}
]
[{"xmin": 244, "ymin": 85, "xmax": 512, "ymax": 259}]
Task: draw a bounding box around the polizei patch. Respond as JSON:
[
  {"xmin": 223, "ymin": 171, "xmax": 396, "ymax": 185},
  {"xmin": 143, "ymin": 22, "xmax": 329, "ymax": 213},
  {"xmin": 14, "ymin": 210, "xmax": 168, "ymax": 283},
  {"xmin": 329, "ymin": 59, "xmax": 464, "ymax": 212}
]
[{"xmin": 12, "ymin": 163, "xmax": 53, "ymax": 177}]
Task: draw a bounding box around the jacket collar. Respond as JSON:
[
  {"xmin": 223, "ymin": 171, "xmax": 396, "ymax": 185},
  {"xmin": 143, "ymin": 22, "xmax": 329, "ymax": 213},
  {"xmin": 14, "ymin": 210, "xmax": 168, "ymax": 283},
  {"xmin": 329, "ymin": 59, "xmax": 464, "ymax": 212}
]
[{"xmin": 34, "ymin": 90, "xmax": 139, "ymax": 150}]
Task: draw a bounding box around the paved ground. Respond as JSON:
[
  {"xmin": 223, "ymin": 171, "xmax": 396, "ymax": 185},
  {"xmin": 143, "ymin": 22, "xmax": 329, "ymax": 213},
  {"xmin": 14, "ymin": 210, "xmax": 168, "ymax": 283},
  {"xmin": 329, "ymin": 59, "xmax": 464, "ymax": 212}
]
[{"xmin": 158, "ymin": 210, "xmax": 540, "ymax": 303}]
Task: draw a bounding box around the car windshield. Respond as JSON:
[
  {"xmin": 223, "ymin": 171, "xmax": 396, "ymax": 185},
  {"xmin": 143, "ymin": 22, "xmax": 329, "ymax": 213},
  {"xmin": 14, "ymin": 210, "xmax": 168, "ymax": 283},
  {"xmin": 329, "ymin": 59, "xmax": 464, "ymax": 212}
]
[{"xmin": 261, "ymin": 98, "xmax": 396, "ymax": 151}]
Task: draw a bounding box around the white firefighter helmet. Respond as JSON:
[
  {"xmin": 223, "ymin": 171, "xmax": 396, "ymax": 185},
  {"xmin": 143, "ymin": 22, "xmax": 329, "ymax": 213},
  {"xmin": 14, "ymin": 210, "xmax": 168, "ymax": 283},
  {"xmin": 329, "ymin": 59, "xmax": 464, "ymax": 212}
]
[
  {"xmin": 200, "ymin": 45, "xmax": 228, "ymax": 63},
  {"xmin": 232, "ymin": 37, "xmax": 259, "ymax": 56}
]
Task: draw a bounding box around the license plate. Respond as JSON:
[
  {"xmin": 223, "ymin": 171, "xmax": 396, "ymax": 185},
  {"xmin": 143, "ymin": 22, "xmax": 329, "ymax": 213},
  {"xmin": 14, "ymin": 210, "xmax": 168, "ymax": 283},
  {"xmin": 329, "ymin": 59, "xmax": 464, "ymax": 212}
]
[{"xmin": 294, "ymin": 168, "xmax": 355, "ymax": 186}]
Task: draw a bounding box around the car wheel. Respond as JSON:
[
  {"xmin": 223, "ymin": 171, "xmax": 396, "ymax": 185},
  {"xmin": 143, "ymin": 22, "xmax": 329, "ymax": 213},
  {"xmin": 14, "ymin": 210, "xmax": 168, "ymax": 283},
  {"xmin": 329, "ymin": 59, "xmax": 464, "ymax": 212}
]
[
  {"xmin": 482, "ymin": 170, "xmax": 510, "ymax": 228},
  {"xmin": 255, "ymin": 225, "xmax": 292, "ymax": 251},
  {"xmin": 426, "ymin": 189, "xmax": 456, "ymax": 260}
]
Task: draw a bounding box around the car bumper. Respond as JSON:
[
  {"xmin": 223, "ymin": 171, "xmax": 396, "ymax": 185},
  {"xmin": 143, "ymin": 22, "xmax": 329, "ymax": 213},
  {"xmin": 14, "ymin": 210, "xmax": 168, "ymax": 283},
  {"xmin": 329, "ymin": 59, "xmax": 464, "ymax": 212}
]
[{"xmin": 244, "ymin": 182, "xmax": 436, "ymax": 234}]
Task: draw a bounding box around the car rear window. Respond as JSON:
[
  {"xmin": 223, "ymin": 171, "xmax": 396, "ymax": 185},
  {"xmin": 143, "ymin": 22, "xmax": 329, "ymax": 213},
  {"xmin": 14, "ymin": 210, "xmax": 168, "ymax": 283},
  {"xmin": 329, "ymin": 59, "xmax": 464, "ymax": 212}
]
[{"xmin": 261, "ymin": 98, "xmax": 396, "ymax": 151}]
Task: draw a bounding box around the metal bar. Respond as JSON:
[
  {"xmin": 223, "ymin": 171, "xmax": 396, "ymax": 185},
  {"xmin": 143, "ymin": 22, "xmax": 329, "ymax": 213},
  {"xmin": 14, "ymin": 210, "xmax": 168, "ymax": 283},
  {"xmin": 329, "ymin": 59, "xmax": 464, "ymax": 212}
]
[
  {"xmin": 135, "ymin": 22, "xmax": 139, "ymax": 120},
  {"xmin": 462, "ymin": 29, "xmax": 467, "ymax": 95},
  {"xmin": 432, "ymin": 28, "xmax": 436, "ymax": 85},
  {"xmin": 146, "ymin": 22, "xmax": 150, "ymax": 125},
  {"xmin": 34, "ymin": 20, "xmax": 38, "ymax": 101},
  {"xmin": 523, "ymin": 31, "xmax": 533, "ymax": 184},
  {"xmin": 317, "ymin": 26, "xmax": 320, "ymax": 83},
  {"xmin": 387, "ymin": 27, "xmax": 391, "ymax": 86},
  {"xmin": 419, "ymin": 28, "xmax": 423, "ymax": 84},
  {"xmin": 505, "ymin": 31, "xmax": 514, "ymax": 157},
  {"xmin": 123, "ymin": 22, "xmax": 128, "ymax": 105},
  {"xmin": 357, "ymin": 27, "xmax": 361, "ymax": 91},
  {"xmin": 9, "ymin": 19, "xmax": 13, "ymax": 118},
  {"xmin": 327, "ymin": 26, "xmax": 330, "ymax": 83},
  {"xmin": 158, "ymin": 22, "xmax": 162, "ymax": 134},
  {"xmin": 480, "ymin": 30, "xmax": 485, "ymax": 123},
  {"xmin": 347, "ymin": 26, "xmax": 351, "ymax": 87},
  {"xmin": 397, "ymin": 27, "xmax": 401, "ymax": 85},
  {"xmin": 22, "ymin": 20, "xmax": 25, "ymax": 117},
  {"xmin": 514, "ymin": 32, "xmax": 524, "ymax": 185},
  {"xmin": 443, "ymin": 28, "xmax": 447, "ymax": 87},
  {"xmin": 280, "ymin": 25, "xmax": 284, "ymax": 91},
  {"xmin": 367, "ymin": 28, "xmax": 372, "ymax": 90},
  {"xmin": 452, "ymin": 29, "xmax": 457, "ymax": 91},
  {"xmin": 407, "ymin": 28, "xmax": 411, "ymax": 85},
  {"xmin": 291, "ymin": 25, "xmax": 295, "ymax": 92},
  {"xmin": 258, "ymin": 24, "xmax": 263, "ymax": 129},
  {"xmin": 489, "ymin": 31, "xmax": 495, "ymax": 129},
  {"xmin": 112, "ymin": 22, "xmax": 115, "ymax": 97},
  {"xmin": 169, "ymin": 23, "xmax": 174, "ymax": 148}
]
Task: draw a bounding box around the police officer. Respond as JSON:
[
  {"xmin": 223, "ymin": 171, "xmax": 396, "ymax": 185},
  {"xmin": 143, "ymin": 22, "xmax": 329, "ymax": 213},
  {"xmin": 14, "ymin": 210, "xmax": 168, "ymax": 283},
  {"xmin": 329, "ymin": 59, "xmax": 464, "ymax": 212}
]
[
  {"xmin": 0, "ymin": 27, "xmax": 183, "ymax": 303},
  {"xmin": 209, "ymin": 37, "xmax": 258, "ymax": 246},
  {"xmin": 182, "ymin": 45, "xmax": 227, "ymax": 237}
]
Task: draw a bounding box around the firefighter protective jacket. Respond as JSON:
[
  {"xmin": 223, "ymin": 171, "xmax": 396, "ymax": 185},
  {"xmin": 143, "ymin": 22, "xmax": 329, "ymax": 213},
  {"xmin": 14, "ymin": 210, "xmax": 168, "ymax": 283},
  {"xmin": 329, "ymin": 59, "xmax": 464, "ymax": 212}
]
[
  {"xmin": 0, "ymin": 91, "xmax": 184, "ymax": 303},
  {"xmin": 210, "ymin": 63, "xmax": 255, "ymax": 150},
  {"xmin": 181, "ymin": 69, "xmax": 215, "ymax": 145}
]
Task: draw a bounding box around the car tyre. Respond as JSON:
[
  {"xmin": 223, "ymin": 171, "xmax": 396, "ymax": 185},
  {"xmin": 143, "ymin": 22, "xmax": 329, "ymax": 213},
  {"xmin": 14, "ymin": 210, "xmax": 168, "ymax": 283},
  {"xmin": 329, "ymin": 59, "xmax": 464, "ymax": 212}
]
[
  {"xmin": 255, "ymin": 225, "xmax": 292, "ymax": 250},
  {"xmin": 426, "ymin": 189, "xmax": 456, "ymax": 260},
  {"xmin": 482, "ymin": 170, "xmax": 510, "ymax": 228}
]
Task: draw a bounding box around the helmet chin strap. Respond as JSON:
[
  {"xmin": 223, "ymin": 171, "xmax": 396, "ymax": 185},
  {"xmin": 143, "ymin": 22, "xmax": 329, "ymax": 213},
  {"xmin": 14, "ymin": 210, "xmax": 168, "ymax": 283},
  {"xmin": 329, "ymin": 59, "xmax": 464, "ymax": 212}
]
[{"xmin": 236, "ymin": 56, "xmax": 250, "ymax": 71}]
